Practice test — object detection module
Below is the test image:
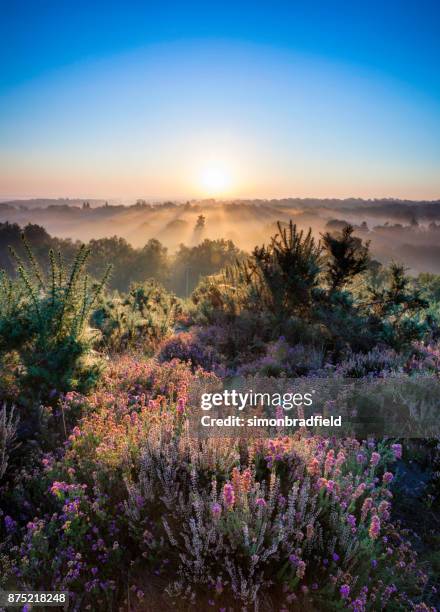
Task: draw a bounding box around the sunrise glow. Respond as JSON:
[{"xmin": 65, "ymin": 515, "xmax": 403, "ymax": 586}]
[{"xmin": 198, "ymin": 165, "xmax": 233, "ymax": 196}]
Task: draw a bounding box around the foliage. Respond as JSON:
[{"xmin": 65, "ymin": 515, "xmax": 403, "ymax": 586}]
[
  {"xmin": 92, "ymin": 280, "xmax": 180, "ymax": 353},
  {"xmin": 0, "ymin": 358, "xmax": 434, "ymax": 609},
  {"xmin": 0, "ymin": 234, "xmax": 111, "ymax": 404},
  {"xmin": 321, "ymin": 224, "xmax": 370, "ymax": 291},
  {"xmin": 0, "ymin": 220, "xmax": 438, "ymax": 610},
  {"xmin": 247, "ymin": 220, "xmax": 323, "ymax": 318},
  {"xmin": 171, "ymin": 238, "xmax": 243, "ymax": 296},
  {"xmin": 367, "ymin": 263, "xmax": 428, "ymax": 350}
]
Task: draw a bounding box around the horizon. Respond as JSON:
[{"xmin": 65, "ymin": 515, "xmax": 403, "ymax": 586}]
[
  {"xmin": 2, "ymin": 195, "xmax": 440, "ymax": 206},
  {"xmin": 1, "ymin": 1, "xmax": 440, "ymax": 200}
]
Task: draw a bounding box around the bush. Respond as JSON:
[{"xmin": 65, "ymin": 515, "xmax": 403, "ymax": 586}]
[
  {"xmin": 92, "ymin": 280, "xmax": 180, "ymax": 354},
  {"xmin": 0, "ymin": 234, "xmax": 111, "ymax": 404},
  {"xmin": 157, "ymin": 330, "xmax": 222, "ymax": 372}
]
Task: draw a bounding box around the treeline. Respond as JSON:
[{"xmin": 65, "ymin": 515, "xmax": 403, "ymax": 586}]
[{"xmin": 0, "ymin": 222, "xmax": 242, "ymax": 296}]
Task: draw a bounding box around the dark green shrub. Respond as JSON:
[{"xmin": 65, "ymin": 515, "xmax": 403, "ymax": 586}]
[
  {"xmin": 0, "ymin": 234, "xmax": 111, "ymax": 404},
  {"xmin": 321, "ymin": 224, "xmax": 370, "ymax": 291},
  {"xmin": 368, "ymin": 263, "xmax": 428, "ymax": 350}
]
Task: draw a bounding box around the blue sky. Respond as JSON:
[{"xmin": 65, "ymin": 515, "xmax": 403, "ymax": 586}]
[{"xmin": 1, "ymin": 0, "xmax": 439, "ymax": 199}]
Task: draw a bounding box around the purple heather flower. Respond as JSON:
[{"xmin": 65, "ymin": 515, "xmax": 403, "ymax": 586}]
[
  {"xmin": 391, "ymin": 443, "xmax": 402, "ymax": 460},
  {"xmin": 4, "ymin": 515, "xmax": 16, "ymax": 532},
  {"xmin": 383, "ymin": 471, "xmax": 394, "ymax": 484},
  {"xmin": 211, "ymin": 502, "xmax": 222, "ymax": 519},
  {"xmin": 340, "ymin": 584, "xmax": 350, "ymax": 599},
  {"xmin": 347, "ymin": 514, "xmax": 356, "ymax": 528},
  {"xmin": 255, "ymin": 497, "xmax": 267, "ymax": 508},
  {"xmin": 326, "ymin": 480, "xmax": 335, "ymax": 492},
  {"xmin": 332, "ymin": 552, "xmax": 340, "ymax": 562},
  {"xmin": 289, "ymin": 554, "xmax": 299, "ymax": 565},
  {"xmin": 356, "ymin": 453, "xmax": 366, "ymax": 464}
]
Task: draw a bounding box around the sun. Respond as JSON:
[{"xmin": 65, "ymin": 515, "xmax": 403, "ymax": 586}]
[{"xmin": 199, "ymin": 165, "xmax": 232, "ymax": 196}]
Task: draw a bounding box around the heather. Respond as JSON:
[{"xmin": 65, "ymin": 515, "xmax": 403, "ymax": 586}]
[{"xmin": 0, "ymin": 227, "xmax": 439, "ymax": 611}]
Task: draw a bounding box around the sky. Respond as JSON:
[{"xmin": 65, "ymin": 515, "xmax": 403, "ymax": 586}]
[{"xmin": 0, "ymin": 0, "xmax": 440, "ymax": 200}]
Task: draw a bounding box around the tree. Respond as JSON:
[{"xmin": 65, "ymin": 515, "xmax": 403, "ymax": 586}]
[
  {"xmin": 322, "ymin": 225, "xmax": 370, "ymax": 291},
  {"xmin": 250, "ymin": 221, "xmax": 323, "ymax": 317},
  {"xmin": 367, "ymin": 263, "xmax": 428, "ymax": 349}
]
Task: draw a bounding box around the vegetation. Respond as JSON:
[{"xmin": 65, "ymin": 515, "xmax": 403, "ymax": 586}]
[{"xmin": 0, "ymin": 223, "xmax": 439, "ymax": 611}]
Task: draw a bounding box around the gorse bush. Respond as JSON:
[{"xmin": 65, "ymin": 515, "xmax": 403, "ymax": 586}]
[{"xmin": 0, "ymin": 233, "xmax": 111, "ymax": 403}]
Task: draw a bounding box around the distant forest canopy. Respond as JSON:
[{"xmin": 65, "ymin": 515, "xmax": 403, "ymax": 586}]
[
  {"xmin": 0, "ymin": 221, "xmax": 243, "ymax": 295},
  {"xmin": 1, "ymin": 197, "xmax": 440, "ymax": 274}
]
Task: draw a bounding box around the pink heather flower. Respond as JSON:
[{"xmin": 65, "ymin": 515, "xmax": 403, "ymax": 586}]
[
  {"xmin": 391, "ymin": 443, "xmax": 402, "ymax": 460},
  {"xmin": 242, "ymin": 469, "xmax": 252, "ymax": 492},
  {"xmin": 340, "ymin": 584, "xmax": 350, "ymax": 599},
  {"xmin": 296, "ymin": 560, "xmax": 306, "ymax": 579},
  {"xmin": 255, "ymin": 497, "xmax": 267, "ymax": 508},
  {"xmin": 353, "ymin": 483, "xmax": 366, "ymax": 499},
  {"xmin": 50, "ymin": 481, "xmax": 69, "ymax": 496},
  {"xmin": 370, "ymin": 452, "xmax": 381, "ymax": 467},
  {"xmin": 317, "ymin": 477, "xmax": 328, "ymax": 490},
  {"xmin": 383, "ymin": 472, "xmax": 394, "ymax": 484},
  {"xmin": 378, "ymin": 500, "xmax": 390, "ymax": 518},
  {"xmin": 369, "ymin": 515, "xmax": 381, "ymax": 539},
  {"xmin": 222, "ymin": 483, "xmax": 235, "ymax": 509},
  {"xmin": 176, "ymin": 397, "xmax": 186, "ymax": 414},
  {"xmin": 335, "ymin": 450, "xmax": 346, "ymax": 467},
  {"xmin": 307, "ymin": 457, "xmax": 320, "ymax": 476},
  {"xmin": 361, "ymin": 497, "xmax": 373, "ymax": 521},
  {"xmin": 324, "ymin": 450, "xmax": 335, "ymax": 474},
  {"xmin": 306, "ymin": 524, "xmax": 314, "ymax": 540}
]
